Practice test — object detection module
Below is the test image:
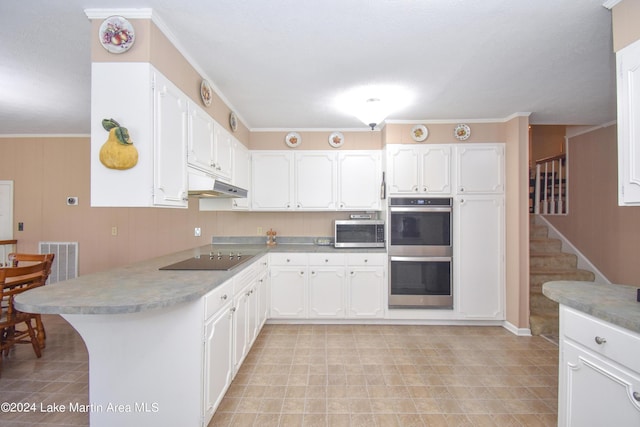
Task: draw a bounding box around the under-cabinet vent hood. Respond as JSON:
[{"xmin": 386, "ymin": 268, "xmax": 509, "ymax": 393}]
[{"xmin": 188, "ymin": 171, "xmax": 248, "ymax": 198}]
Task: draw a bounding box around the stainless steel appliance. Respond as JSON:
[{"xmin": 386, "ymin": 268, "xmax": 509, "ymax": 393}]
[
  {"xmin": 388, "ymin": 197, "xmax": 453, "ymax": 308},
  {"xmin": 334, "ymin": 220, "xmax": 385, "ymax": 248},
  {"xmin": 160, "ymin": 252, "xmax": 253, "ymax": 270}
]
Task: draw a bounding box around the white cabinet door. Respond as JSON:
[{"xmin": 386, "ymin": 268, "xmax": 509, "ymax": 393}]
[
  {"xmin": 617, "ymin": 39, "xmax": 640, "ymax": 205},
  {"xmin": 455, "ymin": 196, "xmax": 504, "ymax": 319},
  {"xmin": 269, "ymin": 267, "xmax": 307, "ymax": 318},
  {"xmin": 338, "ymin": 151, "xmax": 382, "ymax": 210},
  {"xmin": 213, "ymin": 123, "xmax": 233, "ymax": 181},
  {"xmin": 153, "ymin": 72, "xmax": 189, "ymax": 207},
  {"xmin": 233, "ymin": 286, "xmax": 250, "ymax": 372},
  {"xmin": 232, "ymin": 140, "xmax": 250, "ymax": 209},
  {"xmin": 561, "ymin": 339, "xmax": 640, "ymax": 427},
  {"xmin": 295, "ymin": 152, "xmax": 337, "ymax": 210},
  {"xmin": 187, "ymin": 103, "xmax": 215, "ymax": 174},
  {"xmin": 420, "ymin": 145, "xmax": 451, "ymax": 194},
  {"xmin": 346, "ymin": 267, "xmax": 385, "ymax": 318},
  {"xmin": 251, "ymin": 152, "xmax": 294, "ymax": 210},
  {"xmin": 256, "ymin": 267, "xmax": 269, "ymax": 329},
  {"xmin": 308, "ymin": 268, "xmax": 345, "ymax": 318},
  {"xmin": 202, "ymin": 304, "xmax": 233, "ymax": 426},
  {"xmin": 387, "ymin": 145, "xmax": 420, "ymax": 194},
  {"xmin": 455, "ymin": 144, "xmax": 504, "ymax": 194}
]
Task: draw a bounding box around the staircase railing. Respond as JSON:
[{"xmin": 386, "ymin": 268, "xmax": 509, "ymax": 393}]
[{"xmin": 532, "ymin": 154, "xmax": 567, "ymax": 215}]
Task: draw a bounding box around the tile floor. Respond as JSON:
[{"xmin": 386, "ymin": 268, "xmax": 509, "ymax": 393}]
[{"xmin": 0, "ymin": 316, "xmax": 559, "ymax": 426}]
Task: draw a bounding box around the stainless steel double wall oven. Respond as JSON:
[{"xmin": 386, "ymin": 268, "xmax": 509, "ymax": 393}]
[{"xmin": 388, "ymin": 197, "xmax": 453, "ymax": 308}]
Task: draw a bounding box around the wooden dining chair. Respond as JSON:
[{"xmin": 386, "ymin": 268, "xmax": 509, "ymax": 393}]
[
  {"xmin": 0, "ymin": 262, "xmax": 48, "ymax": 375},
  {"xmin": 7, "ymin": 253, "xmax": 54, "ymax": 349}
]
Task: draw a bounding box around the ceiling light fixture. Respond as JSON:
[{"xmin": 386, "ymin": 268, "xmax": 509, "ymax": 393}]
[{"xmin": 334, "ymin": 85, "xmax": 413, "ymax": 130}]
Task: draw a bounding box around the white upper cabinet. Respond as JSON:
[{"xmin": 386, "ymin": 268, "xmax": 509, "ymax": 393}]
[
  {"xmin": 213, "ymin": 123, "xmax": 233, "ymax": 181},
  {"xmin": 187, "ymin": 104, "xmax": 233, "ymax": 181},
  {"xmin": 91, "ymin": 63, "xmax": 189, "ymax": 208},
  {"xmin": 251, "ymin": 151, "xmax": 295, "ymax": 210},
  {"xmin": 153, "ymin": 72, "xmax": 189, "ymax": 207},
  {"xmin": 187, "ymin": 103, "xmax": 215, "ymax": 174},
  {"xmin": 386, "ymin": 145, "xmax": 451, "ymax": 195},
  {"xmin": 250, "ymin": 150, "xmax": 382, "ymax": 211},
  {"xmin": 617, "ymin": 39, "xmax": 640, "ymax": 205},
  {"xmin": 338, "ymin": 151, "xmax": 382, "ymax": 210},
  {"xmin": 295, "ymin": 152, "xmax": 337, "ymax": 210},
  {"xmin": 455, "ymin": 144, "xmax": 504, "ymax": 194}
]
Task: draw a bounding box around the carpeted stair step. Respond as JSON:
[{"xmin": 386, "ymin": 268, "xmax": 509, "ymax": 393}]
[
  {"xmin": 530, "ymin": 224, "xmax": 549, "ymax": 238},
  {"xmin": 530, "ymin": 251, "xmax": 577, "ymax": 269},
  {"xmin": 530, "ymin": 311, "xmax": 559, "ymax": 336},
  {"xmin": 529, "ymin": 268, "xmax": 596, "ymax": 289},
  {"xmin": 530, "ymin": 289, "xmax": 559, "ymax": 312},
  {"xmin": 530, "ymin": 237, "xmax": 562, "ymax": 253}
]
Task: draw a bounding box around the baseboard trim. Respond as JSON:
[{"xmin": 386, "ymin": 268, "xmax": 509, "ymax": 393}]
[{"xmin": 502, "ymin": 320, "xmax": 532, "ymax": 336}]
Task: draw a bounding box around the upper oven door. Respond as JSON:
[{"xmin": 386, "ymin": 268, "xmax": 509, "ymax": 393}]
[{"xmin": 389, "ymin": 204, "xmax": 452, "ymax": 255}]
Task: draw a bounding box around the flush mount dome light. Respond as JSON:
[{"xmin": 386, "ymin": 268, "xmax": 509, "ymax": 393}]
[{"xmin": 335, "ymin": 85, "xmax": 412, "ymax": 130}]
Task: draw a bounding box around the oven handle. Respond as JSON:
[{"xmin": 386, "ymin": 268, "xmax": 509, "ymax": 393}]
[
  {"xmin": 389, "ymin": 206, "xmax": 451, "ymax": 213},
  {"xmin": 390, "ymin": 256, "xmax": 452, "ymax": 262}
]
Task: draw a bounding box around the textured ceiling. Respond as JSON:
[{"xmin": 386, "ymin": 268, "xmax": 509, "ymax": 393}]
[{"xmin": 0, "ymin": 0, "xmax": 617, "ymax": 135}]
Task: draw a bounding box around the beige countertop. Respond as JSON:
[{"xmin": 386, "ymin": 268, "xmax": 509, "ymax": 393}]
[
  {"xmin": 14, "ymin": 243, "xmax": 386, "ymax": 315},
  {"xmin": 543, "ymin": 280, "xmax": 640, "ymax": 334}
]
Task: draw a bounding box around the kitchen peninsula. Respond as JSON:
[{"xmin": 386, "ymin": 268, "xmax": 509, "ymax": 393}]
[
  {"xmin": 543, "ymin": 281, "xmax": 640, "ymax": 426},
  {"xmin": 14, "ymin": 241, "xmax": 385, "ymax": 427}
]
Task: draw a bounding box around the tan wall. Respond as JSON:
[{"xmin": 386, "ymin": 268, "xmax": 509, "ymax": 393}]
[
  {"xmin": 612, "ymin": 0, "xmax": 640, "ymax": 52},
  {"xmin": 91, "ymin": 18, "xmax": 250, "ymax": 145},
  {"xmin": 545, "ymin": 124, "xmax": 640, "ymax": 285},
  {"xmin": 530, "ymin": 125, "xmax": 566, "ymax": 166},
  {"xmin": 0, "ymin": 137, "xmax": 346, "ymax": 275}
]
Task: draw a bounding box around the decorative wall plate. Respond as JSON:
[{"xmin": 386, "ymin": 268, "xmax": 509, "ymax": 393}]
[
  {"xmin": 229, "ymin": 111, "xmax": 238, "ymax": 131},
  {"xmin": 285, "ymin": 132, "xmax": 302, "ymax": 148},
  {"xmin": 200, "ymin": 80, "xmax": 213, "ymax": 107},
  {"xmin": 454, "ymin": 124, "xmax": 471, "ymax": 141},
  {"xmin": 328, "ymin": 131, "xmax": 344, "ymax": 148},
  {"xmin": 99, "ymin": 16, "xmax": 135, "ymax": 54},
  {"xmin": 411, "ymin": 124, "xmax": 429, "ymax": 142}
]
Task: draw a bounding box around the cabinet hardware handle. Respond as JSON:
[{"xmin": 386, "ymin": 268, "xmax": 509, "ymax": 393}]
[
  {"xmin": 364, "ymin": 259, "xmax": 368, "ymax": 263},
  {"xmin": 286, "ymin": 259, "xmax": 290, "ymax": 262},
  {"xmin": 221, "ymin": 294, "xmax": 228, "ymax": 300},
  {"xmin": 633, "ymin": 391, "xmax": 640, "ymax": 402},
  {"xmin": 299, "ymin": 271, "xmax": 305, "ymax": 276},
  {"xmin": 595, "ymin": 336, "xmax": 607, "ymax": 345},
  {"xmin": 350, "ymin": 271, "xmax": 355, "ymax": 276},
  {"xmin": 460, "ymin": 187, "xmax": 465, "ymax": 192},
  {"xmin": 230, "ymin": 307, "xmax": 236, "ymax": 313},
  {"xmin": 423, "ymin": 187, "xmax": 428, "ymax": 192}
]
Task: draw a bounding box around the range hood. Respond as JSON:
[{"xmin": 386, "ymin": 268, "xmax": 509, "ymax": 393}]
[{"xmin": 188, "ymin": 171, "xmax": 248, "ymax": 198}]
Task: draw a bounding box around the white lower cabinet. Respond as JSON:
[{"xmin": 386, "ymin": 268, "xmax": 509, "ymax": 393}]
[
  {"xmin": 559, "ymin": 306, "xmax": 640, "ymax": 426},
  {"xmin": 308, "ymin": 254, "xmax": 346, "ymax": 318},
  {"xmin": 201, "ymin": 256, "xmax": 267, "ymax": 426},
  {"xmin": 346, "ymin": 254, "xmax": 386, "ymax": 319},
  {"xmin": 202, "ymin": 302, "xmax": 233, "ymax": 425},
  {"xmin": 270, "ymin": 252, "xmax": 385, "ymax": 320}
]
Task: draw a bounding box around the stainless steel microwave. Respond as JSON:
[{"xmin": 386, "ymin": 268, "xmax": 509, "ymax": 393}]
[{"xmin": 334, "ymin": 220, "xmax": 385, "ymax": 248}]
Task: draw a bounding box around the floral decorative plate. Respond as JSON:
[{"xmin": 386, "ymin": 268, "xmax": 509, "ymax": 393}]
[
  {"xmin": 200, "ymin": 80, "xmax": 213, "ymax": 107},
  {"xmin": 454, "ymin": 124, "xmax": 471, "ymax": 141},
  {"xmin": 229, "ymin": 111, "xmax": 238, "ymax": 132},
  {"xmin": 99, "ymin": 16, "xmax": 135, "ymax": 54},
  {"xmin": 285, "ymin": 132, "xmax": 302, "ymax": 148},
  {"xmin": 328, "ymin": 131, "xmax": 344, "ymax": 148},
  {"xmin": 411, "ymin": 124, "xmax": 429, "ymax": 142}
]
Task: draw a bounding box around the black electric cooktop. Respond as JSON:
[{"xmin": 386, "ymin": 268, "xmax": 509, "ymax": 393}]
[{"xmin": 159, "ymin": 253, "xmax": 253, "ymax": 271}]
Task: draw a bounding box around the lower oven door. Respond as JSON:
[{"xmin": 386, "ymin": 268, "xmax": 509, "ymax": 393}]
[{"xmin": 389, "ymin": 256, "xmax": 453, "ymax": 308}]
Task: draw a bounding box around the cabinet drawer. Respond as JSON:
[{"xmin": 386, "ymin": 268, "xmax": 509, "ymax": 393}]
[
  {"xmin": 269, "ymin": 253, "xmax": 308, "ymax": 265},
  {"xmin": 347, "ymin": 253, "xmax": 387, "ymax": 266},
  {"xmin": 308, "ymin": 253, "xmax": 345, "ymax": 266},
  {"xmin": 204, "ymin": 279, "xmax": 233, "ymax": 319},
  {"xmin": 563, "ymin": 306, "xmax": 640, "ymax": 373}
]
